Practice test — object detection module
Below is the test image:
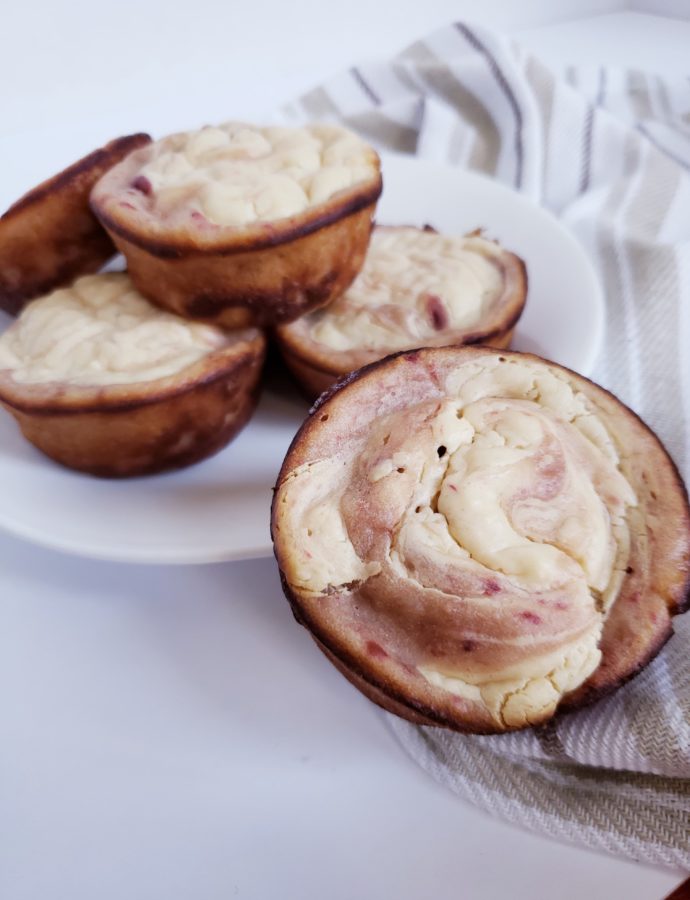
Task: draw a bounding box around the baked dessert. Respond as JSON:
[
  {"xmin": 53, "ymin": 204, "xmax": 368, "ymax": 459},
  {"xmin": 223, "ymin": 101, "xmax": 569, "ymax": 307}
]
[
  {"xmin": 272, "ymin": 346, "xmax": 690, "ymax": 733},
  {"xmin": 0, "ymin": 273, "xmax": 265, "ymax": 477},
  {"xmin": 90, "ymin": 123, "xmax": 383, "ymax": 328},
  {"xmin": 0, "ymin": 133, "xmax": 151, "ymax": 315},
  {"xmin": 276, "ymin": 225, "xmax": 527, "ymax": 397}
]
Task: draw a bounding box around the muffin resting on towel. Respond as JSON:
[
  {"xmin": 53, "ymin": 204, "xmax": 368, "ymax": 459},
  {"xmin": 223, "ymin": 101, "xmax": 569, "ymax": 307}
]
[{"xmin": 272, "ymin": 346, "xmax": 690, "ymax": 733}]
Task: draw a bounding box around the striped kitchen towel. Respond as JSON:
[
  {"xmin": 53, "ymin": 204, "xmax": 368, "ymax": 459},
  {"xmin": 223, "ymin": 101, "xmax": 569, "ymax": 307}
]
[{"xmin": 284, "ymin": 23, "xmax": 690, "ymax": 870}]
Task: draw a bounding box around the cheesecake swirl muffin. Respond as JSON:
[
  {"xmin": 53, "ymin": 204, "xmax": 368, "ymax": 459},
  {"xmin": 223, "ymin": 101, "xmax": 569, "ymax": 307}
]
[
  {"xmin": 91, "ymin": 123, "xmax": 382, "ymax": 327},
  {"xmin": 0, "ymin": 133, "xmax": 151, "ymax": 315},
  {"xmin": 272, "ymin": 347, "xmax": 690, "ymax": 733},
  {"xmin": 0, "ymin": 273, "xmax": 265, "ymax": 476},
  {"xmin": 276, "ymin": 226, "xmax": 526, "ymax": 397}
]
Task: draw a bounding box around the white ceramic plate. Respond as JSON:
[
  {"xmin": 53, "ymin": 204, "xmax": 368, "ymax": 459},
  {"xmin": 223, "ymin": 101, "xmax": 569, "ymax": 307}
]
[{"xmin": 0, "ymin": 154, "xmax": 603, "ymax": 563}]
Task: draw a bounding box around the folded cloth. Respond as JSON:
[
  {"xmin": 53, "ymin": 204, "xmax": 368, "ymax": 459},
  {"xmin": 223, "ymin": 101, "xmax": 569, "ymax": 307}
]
[{"xmin": 284, "ymin": 22, "xmax": 690, "ymax": 870}]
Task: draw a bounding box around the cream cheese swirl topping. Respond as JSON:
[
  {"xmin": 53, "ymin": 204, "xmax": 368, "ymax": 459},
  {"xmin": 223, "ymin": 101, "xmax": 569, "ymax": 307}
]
[
  {"xmin": 0, "ymin": 273, "xmax": 228, "ymax": 386},
  {"xmin": 277, "ymin": 353, "xmax": 638, "ymax": 728},
  {"xmin": 305, "ymin": 227, "xmax": 504, "ymax": 352},
  {"xmin": 111, "ymin": 123, "xmax": 379, "ymax": 228}
]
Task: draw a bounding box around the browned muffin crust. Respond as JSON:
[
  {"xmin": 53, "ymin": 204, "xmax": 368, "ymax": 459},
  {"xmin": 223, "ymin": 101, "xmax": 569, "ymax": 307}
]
[
  {"xmin": 275, "ymin": 226, "xmax": 527, "ymax": 399},
  {"xmin": 102, "ymin": 201, "xmax": 378, "ymax": 328},
  {"xmin": 272, "ymin": 346, "xmax": 690, "ymax": 734},
  {"xmin": 0, "ymin": 133, "xmax": 151, "ymax": 315}
]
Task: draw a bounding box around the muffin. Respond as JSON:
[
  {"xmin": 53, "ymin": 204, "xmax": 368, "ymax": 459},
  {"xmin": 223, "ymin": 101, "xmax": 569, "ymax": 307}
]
[
  {"xmin": 272, "ymin": 346, "xmax": 690, "ymax": 733},
  {"xmin": 0, "ymin": 273, "xmax": 265, "ymax": 477},
  {"xmin": 0, "ymin": 133, "xmax": 151, "ymax": 315},
  {"xmin": 90, "ymin": 123, "xmax": 383, "ymax": 328},
  {"xmin": 276, "ymin": 226, "xmax": 527, "ymax": 397}
]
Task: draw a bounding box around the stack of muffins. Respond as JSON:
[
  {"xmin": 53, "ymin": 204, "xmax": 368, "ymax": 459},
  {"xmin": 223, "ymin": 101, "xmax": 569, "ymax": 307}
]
[{"xmin": 0, "ymin": 121, "xmax": 526, "ymax": 476}]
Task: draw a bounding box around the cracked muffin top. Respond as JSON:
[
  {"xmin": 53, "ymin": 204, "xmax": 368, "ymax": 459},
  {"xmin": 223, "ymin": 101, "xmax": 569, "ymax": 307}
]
[
  {"xmin": 90, "ymin": 123, "xmax": 382, "ymax": 246},
  {"xmin": 0, "ymin": 273, "xmax": 237, "ymax": 387}
]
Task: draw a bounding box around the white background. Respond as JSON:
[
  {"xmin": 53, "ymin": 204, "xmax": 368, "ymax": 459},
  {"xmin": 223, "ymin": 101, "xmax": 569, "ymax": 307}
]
[{"xmin": 1, "ymin": 2, "xmax": 689, "ymax": 899}]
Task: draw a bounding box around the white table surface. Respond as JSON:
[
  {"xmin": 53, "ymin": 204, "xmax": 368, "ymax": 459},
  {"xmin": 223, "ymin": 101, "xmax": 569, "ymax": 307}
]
[{"xmin": 1, "ymin": 4, "xmax": 688, "ymax": 898}]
